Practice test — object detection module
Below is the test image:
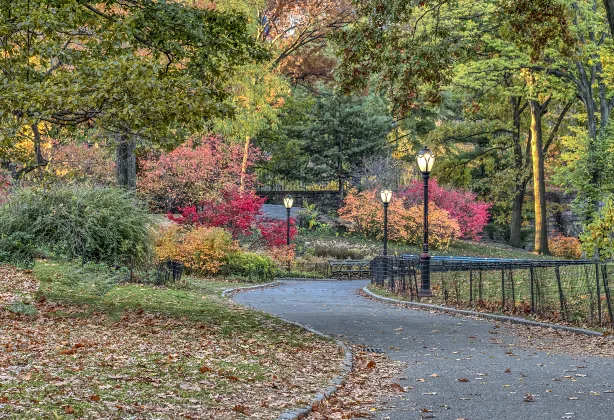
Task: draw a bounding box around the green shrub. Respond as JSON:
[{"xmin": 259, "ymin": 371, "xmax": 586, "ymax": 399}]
[
  {"xmin": 0, "ymin": 184, "xmax": 154, "ymax": 266},
  {"xmin": 221, "ymin": 252, "xmax": 277, "ymax": 283}
]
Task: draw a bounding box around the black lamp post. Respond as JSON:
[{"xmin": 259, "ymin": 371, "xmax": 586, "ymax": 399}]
[
  {"xmin": 416, "ymin": 146, "xmax": 436, "ymax": 297},
  {"xmin": 380, "ymin": 189, "xmax": 393, "ymax": 255},
  {"xmin": 283, "ymin": 195, "xmax": 294, "ymax": 246}
]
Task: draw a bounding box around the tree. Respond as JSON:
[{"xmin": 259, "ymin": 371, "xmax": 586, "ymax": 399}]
[
  {"xmin": 0, "ymin": 0, "xmax": 267, "ymax": 187},
  {"xmin": 257, "ymin": 86, "xmax": 392, "ymax": 198}
]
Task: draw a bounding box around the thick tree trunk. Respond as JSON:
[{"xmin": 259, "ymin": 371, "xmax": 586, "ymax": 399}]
[
  {"xmin": 529, "ymin": 100, "xmax": 550, "ymax": 255},
  {"xmin": 509, "ymin": 97, "xmax": 525, "ymax": 248},
  {"xmin": 116, "ymin": 136, "xmax": 136, "ymax": 190}
]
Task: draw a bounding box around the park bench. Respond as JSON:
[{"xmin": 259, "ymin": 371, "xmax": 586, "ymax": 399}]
[{"xmin": 328, "ymin": 260, "xmax": 372, "ymax": 279}]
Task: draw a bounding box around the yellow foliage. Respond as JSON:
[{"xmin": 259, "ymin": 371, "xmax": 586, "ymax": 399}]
[{"xmin": 155, "ymin": 225, "xmax": 237, "ymax": 275}]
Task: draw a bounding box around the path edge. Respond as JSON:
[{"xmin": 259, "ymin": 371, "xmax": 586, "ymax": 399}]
[
  {"xmin": 223, "ymin": 282, "xmax": 354, "ymax": 420},
  {"xmin": 221, "ymin": 280, "xmax": 283, "ymax": 298},
  {"xmin": 362, "ymin": 285, "xmax": 607, "ymax": 338}
]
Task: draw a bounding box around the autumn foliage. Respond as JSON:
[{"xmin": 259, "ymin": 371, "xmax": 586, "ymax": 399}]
[
  {"xmin": 167, "ymin": 189, "xmax": 297, "ymax": 249},
  {"xmin": 155, "ymin": 225, "xmax": 237, "ymax": 275},
  {"xmin": 338, "ymin": 188, "xmax": 461, "ymax": 249},
  {"xmin": 138, "ymin": 137, "xmax": 260, "ymax": 211},
  {"xmin": 400, "ymin": 180, "xmax": 491, "ymax": 240},
  {"xmin": 548, "ymin": 235, "xmax": 582, "ymax": 260}
]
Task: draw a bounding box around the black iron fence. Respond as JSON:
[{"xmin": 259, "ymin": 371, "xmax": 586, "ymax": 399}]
[{"xmin": 371, "ymin": 255, "xmax": 614, "ymax": 329}]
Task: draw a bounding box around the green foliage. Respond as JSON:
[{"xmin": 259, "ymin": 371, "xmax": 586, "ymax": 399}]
[
  {"xmin": 0, "ymin": 0, "xmax": 268, "ymax": 173},
  {"xmin": 256, "ymin": 85, "xmax": 392, "ymax": 186},
  {"xmin": 221, "ymin": 252, "xmax": 277, "ymax": 283},
  {"xmin": 581, "ymin": 196, "xmax": 614, "ymax": 260},
  {"xmin": 0, "ymin": 185, "xmax": 154, "ymax": 266}
]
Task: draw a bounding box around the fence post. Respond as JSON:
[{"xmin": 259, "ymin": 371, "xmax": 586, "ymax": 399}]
[
  {"xmin": 501, "ymin": 269, "xmax": 506, "ymax": 309},
  {"xmin": 469, "ymin": 270, "xmax": 473, "ymax": 305},
  {"xmin": 554, "ymin": 266, "xmax": 568, "ymax": 322},
  {"xmin": 509, "ymin": 268, "xmax": 515, "ymax": 309},
  {"xmin": 596, "ymin": 262, "xmax": 602, "ymax": 326},
  {"xmin": 530, "ymin": 266, "xmax": 535, "ymax": 314},
  {"xmin": 478, "ymin": 269, "xmax": 483, "ymax": 303},
  {"xmin": 602, "ymin": 264, "xmax": 614, "ymax": 328}
]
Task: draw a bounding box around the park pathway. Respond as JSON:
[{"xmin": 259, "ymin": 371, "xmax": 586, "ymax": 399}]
[{"xmin": 233, "ymin": 280, "xmax": 614, "ymax": 420}]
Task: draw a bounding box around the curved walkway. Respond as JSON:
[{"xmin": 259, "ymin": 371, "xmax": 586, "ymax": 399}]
[{"xmin": 233, "ymin": 280, "xmax": 614, "ymax": 420}]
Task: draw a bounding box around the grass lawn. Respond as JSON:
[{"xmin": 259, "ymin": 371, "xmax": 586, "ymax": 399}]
[
  {"xmin": 0, "ymin": 261, "xmax": 343, "ymax": 419},
  {"xmin": 298, "ymin": 231, "xmax": 555, "ymax": 260}
]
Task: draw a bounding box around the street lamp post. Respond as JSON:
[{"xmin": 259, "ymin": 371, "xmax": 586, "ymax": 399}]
[
  {"xmin": 416, "ymin": 146, "xmax": 436, "ymax": 297},
  {"xmin": 380, "ymin": 189, "xmax": 393, "ymax": 256},
  {"xmin": 283, "ymin": 195, "xmax": 294, "ymax": 247}
]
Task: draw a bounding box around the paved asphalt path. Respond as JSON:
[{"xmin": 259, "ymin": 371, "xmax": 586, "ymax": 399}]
[{"xmin": 233, "ymin": 280, "xmax": 614, "ymax": 420}]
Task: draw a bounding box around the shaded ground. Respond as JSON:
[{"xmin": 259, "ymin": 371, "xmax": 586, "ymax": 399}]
[{"xmin": 234, "ymin": 280, "xmax": 614, "ymax": 420}]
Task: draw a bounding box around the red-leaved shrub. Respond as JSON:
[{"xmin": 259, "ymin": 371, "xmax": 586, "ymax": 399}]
[
  {"xmin": 138, "ymin": 136, "xmax": 261, "ymax": 211},
  {"xmin": 400, "ymin": 180, "xmax": 491, "ymax": 240},
  {"xmin": 168, "ymin": 189, "xmax": 297, "ymax": 249}
]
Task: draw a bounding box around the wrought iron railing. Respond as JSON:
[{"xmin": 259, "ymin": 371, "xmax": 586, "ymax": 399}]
[{"xmin": 371, "ymin": 255, "xmax": 614, "ymax": 329}]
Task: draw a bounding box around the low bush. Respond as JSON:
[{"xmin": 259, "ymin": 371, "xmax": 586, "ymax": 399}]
[
  {"xmin": 339, "ymin": 188, "xmax": 461, "ymax": 249},
  {"xmin": 400, "ymin": 180, "xmax": 491, "ymax": 240},
  {"xmin": 548, "ymin": 235, "xmax": 582, "ymax": 260},
  {"xmin": 313, "ymin": 241, "xmax": 370, "ymax": 260},
  {"xmin": 168, "ymin": 189, "xmax": 297, "ymax": 249},
  {"xmin": 0, "ymin": 185, "xmax": 154, "ymax": 266},
  {"xmin": 221, "ymin": 252, "xmax": 277, "ymax": 282},
  {"xmin": 155, "ymin": 225, "xmax": 237, "ymax": 276}
]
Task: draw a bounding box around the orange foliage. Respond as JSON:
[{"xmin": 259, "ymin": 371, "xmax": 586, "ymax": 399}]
[
  {"xmin": 267, "ymin": 244, "xmax": 295, "ymax": 266},
  {"xmin": 548, "ymin": 235, "xmax": 582, "ymax": 260},
  {"xmin": 155, "ymin": 225, "xmax": 237, "ymax": 275},
  {"xmin": 338, "ymin": 188, "xmax": 460, "ymax": 249}
]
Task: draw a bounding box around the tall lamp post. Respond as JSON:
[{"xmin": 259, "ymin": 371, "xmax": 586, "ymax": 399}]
[
  {"xmin": 380, "ymin": 189, "xmax": 393, "ymax": 255},
  {"xmin": 283, "ymin": 195, "xmax": 294, "ymax": 247},
  {"xmin": 416, "ymin": 146, "xmax": 436, "ymax": 297}
]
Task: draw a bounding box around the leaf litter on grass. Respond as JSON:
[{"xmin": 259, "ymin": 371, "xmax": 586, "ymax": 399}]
[{"xmin": 0, "ymin": 265, "xmax": 344, "ymax": 419}]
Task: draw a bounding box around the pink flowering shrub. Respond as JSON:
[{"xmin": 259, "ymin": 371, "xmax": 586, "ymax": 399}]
[{"xmin": 400, "ymin": 180, "xmax": 491, "ymax": 240}]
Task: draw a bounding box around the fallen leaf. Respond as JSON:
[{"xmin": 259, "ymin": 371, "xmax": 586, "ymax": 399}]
[
  {"xmin": 391, "ymin": 383, "xmax": 405, "ymax": 392},
  {"xmin": 88, "ymin": 395, "xmax": 101, "ymax": 402},
  {"xmin": 458, "ymin": 378, "xmax": 469, "ymax": 382},
  {"xmin": 366, "ymin": 360, "xmax": 376, "ymax": 369}
]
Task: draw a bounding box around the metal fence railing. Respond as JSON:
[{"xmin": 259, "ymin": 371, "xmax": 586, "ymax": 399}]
[{"xmin": 371, "ymin": 255, "xmax": 614, "ymax": 329}]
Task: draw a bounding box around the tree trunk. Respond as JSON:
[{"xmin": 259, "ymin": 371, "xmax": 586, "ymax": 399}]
[
  {"xmin": 240, "ymin": 135, "xmax": 250, "ymax": 192},
  {"xmin": 509, "ymin": 97, "xmax": 525, "ymax": 248},
  {"xmin": 529, "ymin": 99, "xmax": 550, "ymax": 254},
  {"xmin": 116, "ymin": 136, "xmax": 136, "ymax": 190},
  {"xmin": 604, "ymin": 0, "xmax": 614, "ymax": 40},
  {"xmin": 31, "ymin": 123, "xmax": 45, "ymax": 166}
]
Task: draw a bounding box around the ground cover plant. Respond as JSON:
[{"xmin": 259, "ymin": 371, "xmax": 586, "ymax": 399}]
[{"xmin": 0, "ymin": 262, "xmax": 344, "ymax": 419}]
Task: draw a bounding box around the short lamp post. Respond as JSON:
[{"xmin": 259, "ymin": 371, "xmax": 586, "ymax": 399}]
[
  {"xmin": 416, "ymin": 146, "xmax": 436, "ymax": 297},
  {"xmin": 380, "ymin": 189, "xmax": 393, "ymax": 256},
  {"xmin": 283, "ymin": 195, "xmax": 294, "ymax": 247}
]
